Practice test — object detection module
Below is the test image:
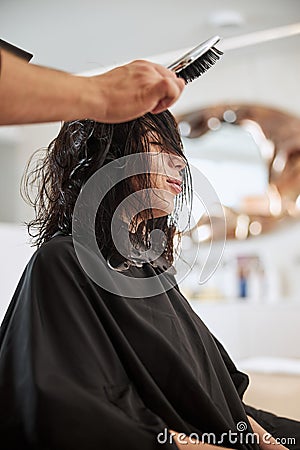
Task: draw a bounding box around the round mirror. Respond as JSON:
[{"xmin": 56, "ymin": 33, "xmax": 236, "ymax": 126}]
[{"xmin": 176, "ymin": 104, "xmax": 300, "ymax": 240}]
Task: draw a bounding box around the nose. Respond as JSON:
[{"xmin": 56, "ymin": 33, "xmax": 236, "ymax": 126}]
[{"xmin": 168, "ymin": 154, "xmax": 186, "ymax": 174}]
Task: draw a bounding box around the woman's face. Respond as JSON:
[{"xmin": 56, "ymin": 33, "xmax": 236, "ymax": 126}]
[{"xmin": 148, "ymin": 147, "xmax": 186, "ymax": 217}]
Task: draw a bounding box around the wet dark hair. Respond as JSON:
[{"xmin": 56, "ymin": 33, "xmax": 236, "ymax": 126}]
[{"xmin": 22, "ymin": 111, "xmax": 192, "ymax": 264}]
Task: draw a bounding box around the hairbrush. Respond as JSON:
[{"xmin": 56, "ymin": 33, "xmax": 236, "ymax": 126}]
[
  {"xmin": 167, "ymin": 35, "xmax": 223, "ymax": 83},
  {"xmin": 0, "ymin": 39, "xmax": 33, "ymax": 62}
]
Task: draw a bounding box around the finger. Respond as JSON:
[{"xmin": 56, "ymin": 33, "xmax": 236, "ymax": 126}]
[{"xmin": 149, "ymin": 78, "xmax": 185, "ymax": 114}]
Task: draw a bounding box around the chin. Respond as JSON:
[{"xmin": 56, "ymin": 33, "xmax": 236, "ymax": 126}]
[{"xmin": 152, "ymin": 208, "xmax": 173, "ymax": 218}]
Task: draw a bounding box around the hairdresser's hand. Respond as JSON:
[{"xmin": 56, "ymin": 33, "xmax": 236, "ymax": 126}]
[{"xmin": 87, "ymin": 60, "xmax": 186, "ymax": 122}]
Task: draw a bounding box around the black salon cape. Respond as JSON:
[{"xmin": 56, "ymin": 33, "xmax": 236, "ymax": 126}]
[{"xmin": 0, "ymin": 235, "xmax": 300, "ymax": 450}]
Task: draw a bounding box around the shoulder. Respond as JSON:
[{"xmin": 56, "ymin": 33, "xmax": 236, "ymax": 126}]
[
  {"xmin": 36, "ymin": 234, "xmax": 74, "ymax": 261},
  {"xmin": 28, "ymin": 235, "xmax": 82, "ymax": 278},
  {"xmin": 30, "ymin": 235, "xmax": 110, "ymax": 289}
]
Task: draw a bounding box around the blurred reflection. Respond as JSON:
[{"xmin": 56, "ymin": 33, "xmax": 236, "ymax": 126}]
[{"xmin": 177, "ymin": 104, "xmax": 300, "ymax": 240}]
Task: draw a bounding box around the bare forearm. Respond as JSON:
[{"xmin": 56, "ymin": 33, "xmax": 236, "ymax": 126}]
[{"xmin": 0, "ymin": 49, "xmax": 97, "ymax": 125}]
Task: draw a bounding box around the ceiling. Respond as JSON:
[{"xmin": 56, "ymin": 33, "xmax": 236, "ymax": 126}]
[{"xmin": 1, "ymin": 0, "xmax": 300, "ymax": 73}]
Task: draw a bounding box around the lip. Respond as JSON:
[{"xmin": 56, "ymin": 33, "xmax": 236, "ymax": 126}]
[{"xmin": 166, "ymin": 177, "xmax": 182, "ymax": 194}]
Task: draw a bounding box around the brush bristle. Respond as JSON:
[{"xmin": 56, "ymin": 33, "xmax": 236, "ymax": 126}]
[{"xmin": 176, "ymin": 47, "xmax": 223, "ymax": 83}]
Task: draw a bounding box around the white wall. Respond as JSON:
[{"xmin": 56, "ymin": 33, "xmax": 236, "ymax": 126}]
[
  {"xmin": 0, "ymin": 223, "xmax": 34, "ymax": 322},
  {"xmin": 1, "ymin": 122, "xmax": 60, "ymax": 223},
  {"xmin": 189, "ymin": 300, "xmax": 300, "ymax": 361}
]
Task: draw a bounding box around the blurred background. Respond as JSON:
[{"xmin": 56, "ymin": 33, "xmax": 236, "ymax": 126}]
[{"xmin": 1, "ymin": 0, "xmax": 300, "ymax": 420}]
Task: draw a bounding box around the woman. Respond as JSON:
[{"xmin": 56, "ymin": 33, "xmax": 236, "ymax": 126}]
[{"xmin": 0, "ymin": 111, "xmax": 299, "ymax": 450}]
